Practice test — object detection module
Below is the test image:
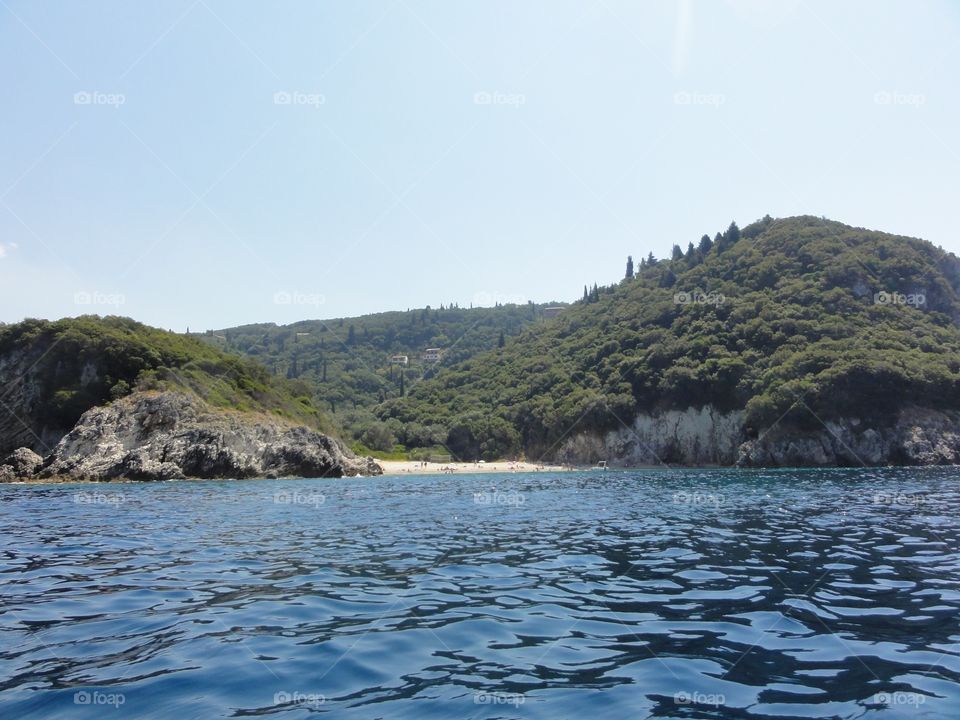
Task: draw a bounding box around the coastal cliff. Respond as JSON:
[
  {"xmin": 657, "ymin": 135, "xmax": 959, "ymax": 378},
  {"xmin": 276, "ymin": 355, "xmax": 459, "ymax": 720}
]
[
  {"xmin": 2, "ymin": 391, "xmax": 380, "ymax": 481},
  {"xmin": 0, "ymin": 317, "xmax": 380, "ymax": 481},
  {"xmin": 378, "ymin": 216, "xmax": 960, "ymax": 467},
  {"xmin": 553, "ymin": 405, "xmax": 960, "ymax": 467}
]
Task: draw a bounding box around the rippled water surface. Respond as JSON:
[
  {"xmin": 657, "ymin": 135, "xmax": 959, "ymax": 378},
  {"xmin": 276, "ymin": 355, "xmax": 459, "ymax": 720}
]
[{"xmin": 2, "ymin": 468, "xmax": 960, "ymax": 719}]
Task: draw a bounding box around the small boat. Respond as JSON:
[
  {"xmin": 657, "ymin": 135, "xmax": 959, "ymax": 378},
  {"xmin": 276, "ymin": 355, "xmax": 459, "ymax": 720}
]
[{"xmin": 593, "ymin": 460, "xmax": 608, "ymax": 471}]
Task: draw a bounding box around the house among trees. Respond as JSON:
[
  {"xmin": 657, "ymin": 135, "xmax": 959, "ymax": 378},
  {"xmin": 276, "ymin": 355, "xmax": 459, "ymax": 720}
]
[
  {"xmin": 391, "ymin": 354, "xmax": 409, "ymax": 365},
  {"xmin": 422, "ymin": 348, "xmax": 443, "ymax": 362}
]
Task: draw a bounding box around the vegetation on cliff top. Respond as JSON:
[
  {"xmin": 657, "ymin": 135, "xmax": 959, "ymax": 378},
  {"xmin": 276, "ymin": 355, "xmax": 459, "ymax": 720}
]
[
  {"xmin": 0, "ymin": 316, "xmax": 331, "ymax": 454},
  {"xmin": 377, "ymin": 216, "xmax": 960, "ymax": 460},
  {"xmin": 201, "ymin": 303, "xmax": 565, "ymax": 454}
]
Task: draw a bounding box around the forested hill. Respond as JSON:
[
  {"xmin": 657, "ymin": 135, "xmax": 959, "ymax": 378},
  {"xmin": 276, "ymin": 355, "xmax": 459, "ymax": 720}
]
[
  {"xmin": 378, "ymin": 215, "xmax": 960, "ymax": 461},
  {"xmin": 0, "ymin": 316, "xmax": 330, "ymax": 456},
  {"xmin": 201, "ymin": 303, "xmax": 567, "ymax": 449}
]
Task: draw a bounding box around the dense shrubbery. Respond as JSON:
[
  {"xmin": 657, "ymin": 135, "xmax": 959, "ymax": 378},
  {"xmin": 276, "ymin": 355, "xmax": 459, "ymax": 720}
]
[
  {"xmin": 0, "ymin": 316, "xmax": 331, "ymax": 440},
  {"xmin": 204, "ymin": 303, "xmax": 564, "ymax": 451},
  {"xmin": 377, "ymin": 216, "xmax": 960, "ymax": 459}
]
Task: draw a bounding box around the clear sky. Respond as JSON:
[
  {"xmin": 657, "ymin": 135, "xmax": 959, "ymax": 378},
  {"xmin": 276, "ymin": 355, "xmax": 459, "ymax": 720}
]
[{"xmin": 1, "ymin": 0, "xmax": 958, "ymax": 330}]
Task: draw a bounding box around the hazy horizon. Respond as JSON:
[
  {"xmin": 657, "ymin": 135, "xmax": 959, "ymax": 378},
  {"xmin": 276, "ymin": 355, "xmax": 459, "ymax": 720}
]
[{"xmin": 2, "ymin": 0, "xmax": 958, "ymax": 330}]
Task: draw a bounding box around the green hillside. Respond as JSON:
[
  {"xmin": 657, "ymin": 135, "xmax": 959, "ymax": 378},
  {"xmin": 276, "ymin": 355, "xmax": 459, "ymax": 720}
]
[
  {"xmin": 378, "ymin": 216, "xmax": 960, "ymax": 460},
  {"xmin": 0, "ymin": 316, "xmax": 330, "ymax": 455},
  {"xmin": 203, "ymin": 303, "xmax": 566, "ymax": 453}
]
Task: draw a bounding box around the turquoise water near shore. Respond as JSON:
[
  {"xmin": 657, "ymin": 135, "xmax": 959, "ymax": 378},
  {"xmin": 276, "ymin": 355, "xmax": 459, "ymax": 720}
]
[{"xmin": 2, "ymin": 468, "xmax": 960, "ymax": 718}]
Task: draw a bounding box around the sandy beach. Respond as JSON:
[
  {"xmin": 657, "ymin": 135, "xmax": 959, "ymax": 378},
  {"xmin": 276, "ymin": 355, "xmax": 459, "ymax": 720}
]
[{"xmin": 378, "ymin": 460, "xmax": 571, "ymax": 475}]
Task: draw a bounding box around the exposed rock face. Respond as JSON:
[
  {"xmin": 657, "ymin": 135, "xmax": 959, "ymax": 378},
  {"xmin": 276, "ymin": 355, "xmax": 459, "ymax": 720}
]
[
  {"xmin": 0, "ymin": 345, "xmax": 81, "ymax": 456},
  {"xmin": 2, "ymin": 447, "xmax": 44, "ymax": 477},
  {"xmin": 37, "ymin": 392, "xmax": 381, "ymax": 481},
  {"xmin": 737, "ymin": 407, "xmax": 960, "ymax": 467},
  {"xmin": 556, "ymin": 407, "xmax": 746, "ymax": 466},
  {"xmin": 556, "ymin": 405, "xmax": 960, "ymax": 468}
]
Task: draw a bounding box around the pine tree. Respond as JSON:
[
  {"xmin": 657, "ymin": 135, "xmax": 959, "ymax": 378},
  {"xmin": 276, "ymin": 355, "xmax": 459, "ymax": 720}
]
[
  {"xmin": 647, "ymin": 252, "xmax": 657, "ymax": 266},
  {"xmin": 671, "ymin": 244, "xmax": 683, "ymax": 261},
  {"xmin": 698, "ymin": 233, "xmax": 713, "ymax": 254},
  {"xmin": 726, "ymin": 221, "xmax": 741, "ymax": 244}
]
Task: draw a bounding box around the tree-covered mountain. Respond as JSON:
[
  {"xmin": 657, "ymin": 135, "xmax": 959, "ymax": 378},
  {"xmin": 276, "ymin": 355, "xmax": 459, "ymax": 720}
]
[
  {"xmin": 0, "ymin": 316, "xmax": 331, "ymax": 456},
  {"xmin": 378, "ymin": 216, "xmax": 960, "ymax": 464},
  {"xmin": 203, "ymin": 303, "xmax": 566, "ymax": 452}
]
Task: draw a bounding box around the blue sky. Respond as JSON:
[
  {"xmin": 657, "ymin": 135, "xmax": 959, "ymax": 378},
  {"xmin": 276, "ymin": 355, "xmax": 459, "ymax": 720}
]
[{"xmin": 1, "ymin": 0, "xmax": 958, "ymax": 330}]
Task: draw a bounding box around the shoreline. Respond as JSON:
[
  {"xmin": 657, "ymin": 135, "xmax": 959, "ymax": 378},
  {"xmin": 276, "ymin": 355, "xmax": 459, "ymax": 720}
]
[{"xmin": 377, "ymin": 460, "xmax": 573, "ymax": 475}]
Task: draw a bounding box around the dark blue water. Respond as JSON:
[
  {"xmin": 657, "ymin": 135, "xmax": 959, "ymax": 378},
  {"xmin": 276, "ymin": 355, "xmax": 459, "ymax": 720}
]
[{"xmin": 2, "ymin": 469, "xmax": 960, "ymax": 719}]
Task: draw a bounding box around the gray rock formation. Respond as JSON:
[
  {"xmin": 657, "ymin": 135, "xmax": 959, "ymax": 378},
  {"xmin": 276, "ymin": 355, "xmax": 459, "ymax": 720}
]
[
  {"xmin": 556, "ymin": 407, "xmax": 746, "ymax": 466},
  {"xmin": 2, "ymin": 447, "xmax": 44, "ymax": 477},
  {"xmin": 737, "ymin": 407, "xmax": 960, "ymax": 467},
  {"xmin": 34, "ymin": 391, "xmax": 381, "ymax": 481},
  {"xmin": 0, "ymin": 344, "xmax": 91, "ymax": 456},
  {"xmin": 555, "ymin": 405, "xmax": 960, "ymax": 468}
]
